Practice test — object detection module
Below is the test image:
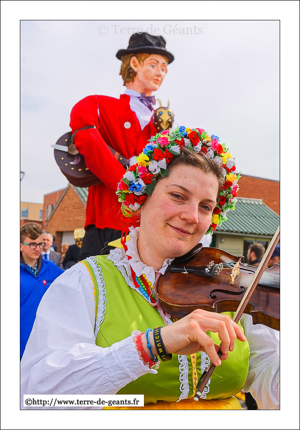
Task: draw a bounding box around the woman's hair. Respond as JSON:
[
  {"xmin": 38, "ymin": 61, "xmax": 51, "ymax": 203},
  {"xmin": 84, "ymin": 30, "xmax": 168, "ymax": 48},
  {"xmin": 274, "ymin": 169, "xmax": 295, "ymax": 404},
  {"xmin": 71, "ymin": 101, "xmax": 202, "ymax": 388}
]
[
  {"xmin": 119, "ymin": 53, "xmax": 169, "ymax": 85},
  {"xmin": 167, "ymin": 147, "xmax": 225, "ymax": 197},
  {"xmin": 20, "ymin": 223, "xmax": 42, "ymax": 242}
]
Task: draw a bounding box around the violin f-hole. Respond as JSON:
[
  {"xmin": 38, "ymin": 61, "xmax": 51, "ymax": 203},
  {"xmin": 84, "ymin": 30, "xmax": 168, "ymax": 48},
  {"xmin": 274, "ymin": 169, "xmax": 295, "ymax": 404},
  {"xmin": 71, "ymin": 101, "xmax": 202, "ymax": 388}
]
[{"xmin": 210, "ymin": 286, "xmax": 245, "ymax": 299}]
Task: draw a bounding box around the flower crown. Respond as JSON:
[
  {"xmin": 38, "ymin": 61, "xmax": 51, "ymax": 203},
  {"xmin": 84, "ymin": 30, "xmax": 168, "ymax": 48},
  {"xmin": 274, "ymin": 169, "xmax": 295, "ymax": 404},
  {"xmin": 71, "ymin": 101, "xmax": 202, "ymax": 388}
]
[{"xmin": 116, "ymin": 126, "xmax": 240, "ymax": 234}]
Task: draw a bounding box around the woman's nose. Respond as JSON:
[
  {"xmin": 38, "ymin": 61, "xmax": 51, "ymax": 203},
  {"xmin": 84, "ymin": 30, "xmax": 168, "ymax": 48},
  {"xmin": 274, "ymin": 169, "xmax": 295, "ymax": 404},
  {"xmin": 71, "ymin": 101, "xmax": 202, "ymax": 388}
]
[{"xmin": 180, "ymin": 205, "xmax": 199, "ymax": 224}]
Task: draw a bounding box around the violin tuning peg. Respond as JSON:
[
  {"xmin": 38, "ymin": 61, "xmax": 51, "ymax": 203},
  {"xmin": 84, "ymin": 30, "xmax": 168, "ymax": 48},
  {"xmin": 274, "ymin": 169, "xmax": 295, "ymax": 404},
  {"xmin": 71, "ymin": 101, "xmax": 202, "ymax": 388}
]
[{"xmin": 215, "ymin": 263, "xmax": 223, "ymax": 276}]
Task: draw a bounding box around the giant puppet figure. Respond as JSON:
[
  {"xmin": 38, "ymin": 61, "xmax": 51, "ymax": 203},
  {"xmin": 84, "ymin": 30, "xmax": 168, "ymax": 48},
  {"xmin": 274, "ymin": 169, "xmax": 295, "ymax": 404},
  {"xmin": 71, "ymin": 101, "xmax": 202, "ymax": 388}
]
[{"xmin": 69, "ymin": 32, "xmax": 174, "ymax": 259}]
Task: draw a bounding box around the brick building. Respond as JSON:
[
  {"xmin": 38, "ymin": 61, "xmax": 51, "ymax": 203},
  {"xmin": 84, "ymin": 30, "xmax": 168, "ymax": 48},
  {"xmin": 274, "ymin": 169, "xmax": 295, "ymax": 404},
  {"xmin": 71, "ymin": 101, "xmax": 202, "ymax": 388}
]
[
  {"xmin": 44, "ymin": 185, "xmax": 87, "ymax": 252},
  {"xmin": 237, "ymin": 175, "xmax": 280, "ymax": 215},
  {"xmin": 43, "ymin": 188, "xmax": 65, "ymax": 226}
]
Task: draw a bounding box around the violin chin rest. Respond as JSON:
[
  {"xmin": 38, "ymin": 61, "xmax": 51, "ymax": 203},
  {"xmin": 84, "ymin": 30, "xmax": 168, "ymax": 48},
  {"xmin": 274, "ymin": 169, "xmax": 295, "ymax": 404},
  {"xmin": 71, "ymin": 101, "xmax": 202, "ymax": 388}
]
[{"xmin": 172, "ymin": 243, "xmax": 203, "ymax": 265}]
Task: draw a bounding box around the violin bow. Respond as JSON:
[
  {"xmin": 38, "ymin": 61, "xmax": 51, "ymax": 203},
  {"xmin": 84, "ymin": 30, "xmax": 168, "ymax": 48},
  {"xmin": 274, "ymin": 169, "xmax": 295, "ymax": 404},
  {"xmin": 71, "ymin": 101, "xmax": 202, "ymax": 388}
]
[{"xmin": 194, "ymin": 226, "xmax": 280, "ymax": 401}]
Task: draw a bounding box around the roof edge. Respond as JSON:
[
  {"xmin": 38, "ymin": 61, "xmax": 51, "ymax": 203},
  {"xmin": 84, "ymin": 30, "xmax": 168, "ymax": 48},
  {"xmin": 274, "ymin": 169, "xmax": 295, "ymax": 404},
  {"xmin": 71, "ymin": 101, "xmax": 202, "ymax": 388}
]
[
  {"xmin": 239, "ymin": 174, "xmax": 279, "ymax": 183},
  {"xmin": 46, "ymin": 184, "xmax": 70, "ymax": 224},
  {"xmin": 72, "ymin": 186, "xmax": 88, "ymax": 206}
]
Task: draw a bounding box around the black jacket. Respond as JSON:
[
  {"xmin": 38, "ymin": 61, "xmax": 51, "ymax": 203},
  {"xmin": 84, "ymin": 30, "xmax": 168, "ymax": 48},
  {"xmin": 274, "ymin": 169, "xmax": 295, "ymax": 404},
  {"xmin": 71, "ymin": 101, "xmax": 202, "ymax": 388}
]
[{"xmin": 63, "ymin": 244, "xmax": 80, "ymax": 269}]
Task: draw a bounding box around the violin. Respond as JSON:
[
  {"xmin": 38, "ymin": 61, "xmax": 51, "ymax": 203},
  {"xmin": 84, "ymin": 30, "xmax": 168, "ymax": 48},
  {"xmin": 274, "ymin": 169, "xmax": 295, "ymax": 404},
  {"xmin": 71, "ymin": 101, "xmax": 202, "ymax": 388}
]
[
  {"xmin": 155, "ymin": 226, "xmax": 280, "ymax": 400},
  {"xmin": 156, "ymin": 244, "xmax": 280, "ymax": 330}
]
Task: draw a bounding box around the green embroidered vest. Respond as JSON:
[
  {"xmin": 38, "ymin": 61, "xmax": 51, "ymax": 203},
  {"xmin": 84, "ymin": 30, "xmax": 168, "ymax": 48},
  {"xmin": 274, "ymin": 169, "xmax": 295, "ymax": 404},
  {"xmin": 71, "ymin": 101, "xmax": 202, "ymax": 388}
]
[{"xmin": 82, "ymin": 255, "xmax": 250, "ymax": 404}]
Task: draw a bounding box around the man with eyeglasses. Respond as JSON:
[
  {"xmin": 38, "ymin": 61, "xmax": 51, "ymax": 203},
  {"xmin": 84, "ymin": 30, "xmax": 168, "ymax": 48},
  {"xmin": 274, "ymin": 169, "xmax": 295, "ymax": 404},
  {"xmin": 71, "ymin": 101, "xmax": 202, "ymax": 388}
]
[{"xmin": 20, "ymin": 223, "xmax": 64, "ymax": 359}]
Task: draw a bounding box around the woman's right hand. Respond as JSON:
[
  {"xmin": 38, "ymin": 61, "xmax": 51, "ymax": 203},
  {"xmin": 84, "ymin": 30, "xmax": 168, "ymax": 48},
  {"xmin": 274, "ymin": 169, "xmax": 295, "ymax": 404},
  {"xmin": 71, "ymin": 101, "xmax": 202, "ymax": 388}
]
[{"xmin": 148, "ymin": 310, "xmax": 246, "ymax": 367}]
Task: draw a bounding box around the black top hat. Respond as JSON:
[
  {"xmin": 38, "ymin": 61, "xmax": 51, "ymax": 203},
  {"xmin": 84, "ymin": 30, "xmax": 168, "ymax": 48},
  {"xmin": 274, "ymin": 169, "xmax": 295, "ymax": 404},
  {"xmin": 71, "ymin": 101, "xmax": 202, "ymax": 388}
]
[{"xmin": 116, "ymin": 32, "xmax": 174, "ymax": 64}]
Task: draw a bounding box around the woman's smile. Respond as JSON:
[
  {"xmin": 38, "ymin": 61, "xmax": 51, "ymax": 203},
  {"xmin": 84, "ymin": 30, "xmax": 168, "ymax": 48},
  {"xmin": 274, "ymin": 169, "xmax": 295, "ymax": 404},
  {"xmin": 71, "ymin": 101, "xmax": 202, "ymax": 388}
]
[{"xmin": 167, "ymin": 224, "xmax": 192, "ymax": 236}]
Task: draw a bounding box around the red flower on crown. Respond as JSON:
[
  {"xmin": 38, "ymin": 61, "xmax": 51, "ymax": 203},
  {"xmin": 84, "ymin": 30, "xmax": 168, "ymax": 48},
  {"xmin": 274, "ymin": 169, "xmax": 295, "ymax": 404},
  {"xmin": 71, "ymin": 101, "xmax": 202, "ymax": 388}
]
[
  {"xmin": 175, "ymin": 138, "xmax": 185, "ymax": 147},
  {"xmin": 153, "ymin": 148, "xmax": 165, "ymax": 161},
  {"xmin": 219, "ymin": 195, "xmax": 227, "ymax": 206},
  {"xmin": 164, "ymin": 150, "xmax": 174, "ymax": 163},
  {"xmin": 222, "ymin": 181, "xmax": 233, "ymax": 190},
  {"xmin": 128, "ymin": 164, "xmax": 138, "ymax": 172},
  {"xmin": 188, "ymin": 131, "xmax": 200, "ymax": 146},
  {"xmin": 142, "ymin": 173, "xmax": 153, "ymax": 184}
]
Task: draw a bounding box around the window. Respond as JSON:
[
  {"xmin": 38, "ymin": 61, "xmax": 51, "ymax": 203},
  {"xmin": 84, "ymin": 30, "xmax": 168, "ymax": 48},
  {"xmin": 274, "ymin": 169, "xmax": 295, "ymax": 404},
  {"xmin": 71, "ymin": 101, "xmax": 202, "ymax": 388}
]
[
  {"xmin": 39, "ymin": 209, "xmax": 43, "ymax": 219},
  {"xmin": 257, "ymin": 240, "xmax": 269, "ymax": 251},
  {"xmin": 21, "ymin": 208, "xmax": 28, "ymax": 218}
]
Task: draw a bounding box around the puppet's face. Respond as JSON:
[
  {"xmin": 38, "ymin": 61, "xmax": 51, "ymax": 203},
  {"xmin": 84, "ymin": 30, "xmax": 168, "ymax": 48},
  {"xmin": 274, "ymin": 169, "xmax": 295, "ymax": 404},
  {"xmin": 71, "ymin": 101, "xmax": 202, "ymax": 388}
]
[
  {"xmin": 131, "ymin": 54, "xmax": 168, "ymax": 95},
  {"xmin": 74, "ymin": 228, "xmax": 85, "ymax": 248}
]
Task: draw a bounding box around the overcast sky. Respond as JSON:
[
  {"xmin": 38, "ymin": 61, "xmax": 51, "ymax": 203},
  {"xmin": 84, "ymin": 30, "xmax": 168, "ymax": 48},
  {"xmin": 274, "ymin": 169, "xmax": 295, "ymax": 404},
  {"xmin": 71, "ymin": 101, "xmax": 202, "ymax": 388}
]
[{"xmin": 20, "ymin": 19, "xmax": 280, "ymax": 203}]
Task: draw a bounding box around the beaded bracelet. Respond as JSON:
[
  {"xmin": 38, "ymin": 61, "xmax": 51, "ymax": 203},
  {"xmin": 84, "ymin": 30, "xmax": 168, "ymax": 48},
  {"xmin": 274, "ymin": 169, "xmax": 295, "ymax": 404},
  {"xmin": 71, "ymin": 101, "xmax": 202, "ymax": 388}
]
[
  {"xmin": 135, "ymin": 333, "xmax": 157, "ymax": 369},
  {"xmin": 153, "ymin": 327, "xmax": 172, "ymax": 362},
  {"xmin": 146, "ymin": 329, "xmax": 158, "ymax": 362}
]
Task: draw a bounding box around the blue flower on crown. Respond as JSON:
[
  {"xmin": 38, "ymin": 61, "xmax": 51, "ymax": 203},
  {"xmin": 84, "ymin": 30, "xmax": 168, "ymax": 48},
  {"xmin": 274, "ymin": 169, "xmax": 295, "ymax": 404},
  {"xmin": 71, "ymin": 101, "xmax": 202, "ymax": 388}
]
[
  {"xmin": 129, "ymin": 181, "xmax": 143, "ymax": 193},
  {"xmin": 179, "ymin": 126, "xmax": 187, "ymax": 137},
  {"xmin": 143, "ymin": 143, "xmax": 156, "ymax": 155}
]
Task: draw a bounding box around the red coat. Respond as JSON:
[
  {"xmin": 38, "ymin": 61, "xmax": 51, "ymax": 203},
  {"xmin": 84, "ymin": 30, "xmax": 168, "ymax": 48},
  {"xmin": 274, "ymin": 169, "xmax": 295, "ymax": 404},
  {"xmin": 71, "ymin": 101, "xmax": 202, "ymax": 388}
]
[{"xmin": 70, "ymin": 94, "xmax": 157, "ymax": 230}]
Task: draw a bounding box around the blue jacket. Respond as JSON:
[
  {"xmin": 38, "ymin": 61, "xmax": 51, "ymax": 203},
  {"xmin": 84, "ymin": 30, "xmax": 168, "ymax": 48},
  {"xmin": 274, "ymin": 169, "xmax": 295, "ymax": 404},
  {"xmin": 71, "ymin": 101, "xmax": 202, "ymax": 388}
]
[{"xmin": 20, "ymin": 258, "xmax": 64, "ymax": 358}]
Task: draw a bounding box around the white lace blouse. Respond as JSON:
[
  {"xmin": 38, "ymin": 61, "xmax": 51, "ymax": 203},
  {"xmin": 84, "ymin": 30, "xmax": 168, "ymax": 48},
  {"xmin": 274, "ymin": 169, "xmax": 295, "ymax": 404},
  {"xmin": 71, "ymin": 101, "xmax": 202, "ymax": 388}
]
[{"xmin": 21, "ymin": 227, "xmax": 279, "ymax": 409}]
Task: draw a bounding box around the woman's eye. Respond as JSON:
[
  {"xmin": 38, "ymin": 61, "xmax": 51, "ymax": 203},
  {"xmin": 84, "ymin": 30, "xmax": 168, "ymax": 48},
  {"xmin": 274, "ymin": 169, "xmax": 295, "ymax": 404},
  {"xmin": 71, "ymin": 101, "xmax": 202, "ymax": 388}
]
[
  {"xmin": 171, "ymin": 193, "xmax": 183, "ymax": 200},
  {"xmin": 200, "ymin": 204, "xmax": 212, "ymax": 212}
]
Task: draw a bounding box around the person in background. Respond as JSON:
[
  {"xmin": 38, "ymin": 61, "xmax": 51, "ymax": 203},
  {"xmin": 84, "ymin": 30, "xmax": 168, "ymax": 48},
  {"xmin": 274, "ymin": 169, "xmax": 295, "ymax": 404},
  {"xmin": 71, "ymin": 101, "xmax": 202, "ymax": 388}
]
[
  {"xmin": 61, "ymin": 242, "xmax": 70, "ymax": 264},
  {"xmin": 20, "ymin": 223, "xmax": 64, "ymax": 359},
  {"xmin": 268, "ymin": 244, "xmax": 280, "ymax": 267},
  {"xmin": 70, "ymin": 32, "xmax": 174, "ymax": 259},
  {"xmin": 41, "ymin": 231, "xmax": 63, "ymax": 269},
  {"xmin": 63, "ymin": 228, "xmax": 85, "ymax": 269},
  {"xmin": 247, "ymin": 243, "xmax": 265, "ymax": 267},
  {"xmin": 51, "ymin": 233, "xmax": 57, "ymax": 252}
]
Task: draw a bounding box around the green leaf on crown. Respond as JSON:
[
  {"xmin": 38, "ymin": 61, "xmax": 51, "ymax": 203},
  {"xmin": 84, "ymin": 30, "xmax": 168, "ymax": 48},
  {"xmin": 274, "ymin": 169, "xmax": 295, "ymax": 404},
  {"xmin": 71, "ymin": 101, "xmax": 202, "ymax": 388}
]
[
  {"xmin": 122, "ymin": 178, "xmax": 130, "ymax": 185},
  {"xmin": 160, "ymin": 168, "xmax": 169, "ymax": 177},
  {"xmin": 145, "ymin": 178, "xmax": 157, "ymax": 195}
]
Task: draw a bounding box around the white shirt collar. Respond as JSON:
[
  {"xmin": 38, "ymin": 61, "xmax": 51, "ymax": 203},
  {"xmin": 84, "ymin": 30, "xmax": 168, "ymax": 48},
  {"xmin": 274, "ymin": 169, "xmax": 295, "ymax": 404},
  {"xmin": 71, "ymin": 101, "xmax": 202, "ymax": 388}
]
[
  {"xmin": 124, "ymin": 88, "xmax": 142, "ymax": 98},
  {"xmin": 125, "ymin": 226, "xmax": 173, "ymax": 285}
]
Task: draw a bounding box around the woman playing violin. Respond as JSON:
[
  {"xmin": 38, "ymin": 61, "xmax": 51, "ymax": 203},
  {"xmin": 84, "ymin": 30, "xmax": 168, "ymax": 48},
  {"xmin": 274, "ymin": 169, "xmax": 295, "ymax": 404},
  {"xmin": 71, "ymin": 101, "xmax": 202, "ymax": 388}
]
[{"xmin": 21, "ymin": 127, "xmax": 279, "ymax": 410}]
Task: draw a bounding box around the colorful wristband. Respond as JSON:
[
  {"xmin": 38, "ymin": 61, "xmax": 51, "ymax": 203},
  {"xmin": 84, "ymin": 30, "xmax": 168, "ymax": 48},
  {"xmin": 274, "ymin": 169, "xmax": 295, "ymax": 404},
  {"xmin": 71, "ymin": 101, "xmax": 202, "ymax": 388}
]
[
  {"xmin": 153, "ymin": 327, "xmax": 172, "ymax": 362},
  {"xmin": 146, "ymin": 329, "xmax": 158, "ymax": 362},
  {"xmin": 135, "ymin": 333, "xmax": 157, "ymax": 369}
]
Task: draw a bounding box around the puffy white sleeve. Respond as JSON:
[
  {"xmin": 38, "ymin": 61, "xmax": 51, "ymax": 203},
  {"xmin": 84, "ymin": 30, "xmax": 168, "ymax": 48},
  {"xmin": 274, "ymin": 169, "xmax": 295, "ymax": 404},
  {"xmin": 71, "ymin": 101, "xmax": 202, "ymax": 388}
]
[
  {"xmin": 21, "ymin": 263, "xmax": 156, "ymax": 403},
  {"xmin": 241, "ymin": 314, "xmax": 279, "ymax": 410}
]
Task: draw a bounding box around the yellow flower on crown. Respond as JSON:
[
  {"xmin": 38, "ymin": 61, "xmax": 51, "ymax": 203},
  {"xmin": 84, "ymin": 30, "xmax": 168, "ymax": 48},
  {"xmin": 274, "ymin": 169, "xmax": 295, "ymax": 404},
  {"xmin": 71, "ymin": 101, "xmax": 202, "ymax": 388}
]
[
  {"xmin": 226, "ymin": 173, "xmax": 237, "ymax": 183},
  {"xmin": 137, "ymin": 153, "xmax": 150, "ymax": 166},
  {"xmin": 205, "ymin": 135, "xmax": 211, "ymax": 142},
  {"xmin": 220, "ymin": 151, "xmax": 232, "ymax": 164},
  {"xmin": 185, "ymin": 128, "xmax": 192, "ymax": 134},
  {"xmin": 212, "ymin": 214, "xmax": 220, "ymax": 224}
]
